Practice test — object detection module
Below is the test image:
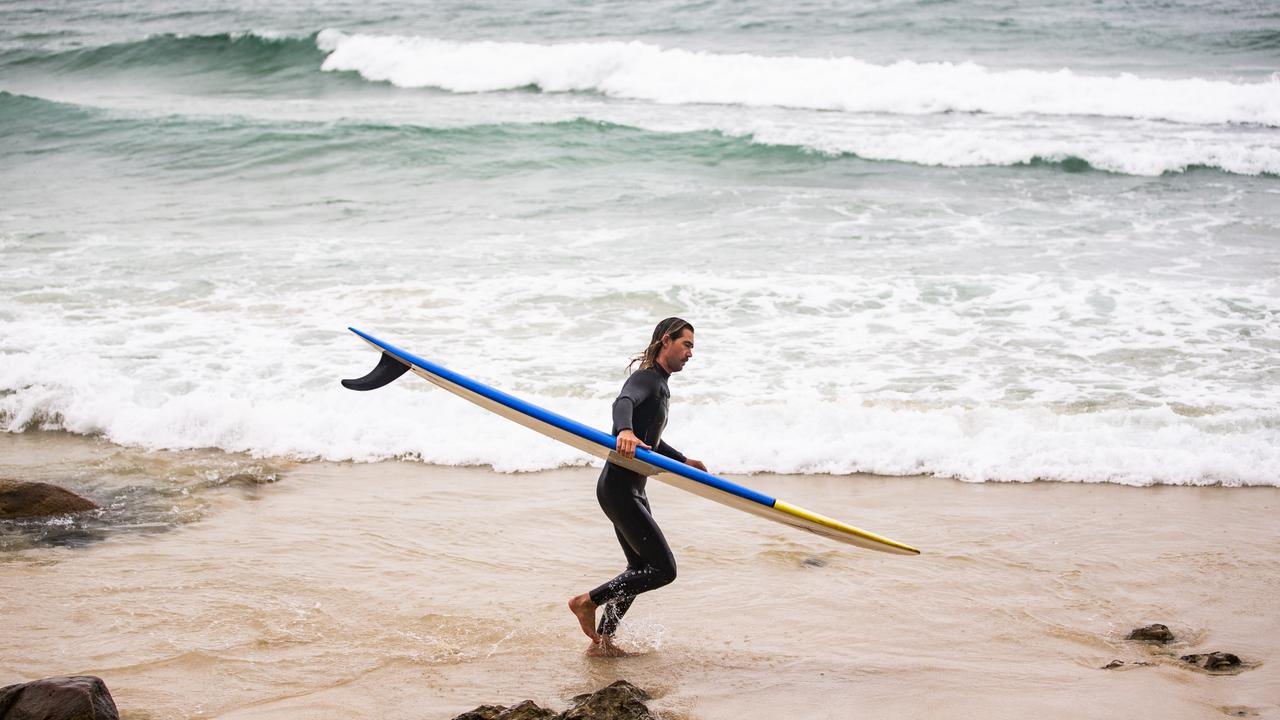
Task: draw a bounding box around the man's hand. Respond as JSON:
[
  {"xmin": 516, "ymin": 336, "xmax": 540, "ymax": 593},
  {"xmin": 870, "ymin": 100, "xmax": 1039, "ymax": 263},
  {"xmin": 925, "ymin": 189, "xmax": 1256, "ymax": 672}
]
[
  {"xmin": 616, "ymin": 429, "xmax": 650, "ymax": 458},
  {"xmin": 685, "ymin": 459, "xmax": 707, "ymax": 472}
]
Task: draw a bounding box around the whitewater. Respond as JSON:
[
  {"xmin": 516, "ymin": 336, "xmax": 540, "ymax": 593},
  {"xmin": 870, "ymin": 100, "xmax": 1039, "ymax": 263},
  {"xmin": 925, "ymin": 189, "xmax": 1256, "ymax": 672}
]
[{"xmin": 317, "ymin": 31, "xmax": 1280, "ymax": 126}]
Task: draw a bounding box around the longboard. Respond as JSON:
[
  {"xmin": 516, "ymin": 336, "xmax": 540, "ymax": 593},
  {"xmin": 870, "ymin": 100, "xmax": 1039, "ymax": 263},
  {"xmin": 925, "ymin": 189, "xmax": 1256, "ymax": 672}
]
[{"xmin": 342, "ymin": 327, "xmax": 919, "ymax": 555}]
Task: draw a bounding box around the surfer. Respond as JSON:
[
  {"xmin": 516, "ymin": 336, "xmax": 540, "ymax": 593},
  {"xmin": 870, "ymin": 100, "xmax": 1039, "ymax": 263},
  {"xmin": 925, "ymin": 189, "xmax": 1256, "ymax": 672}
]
[{"xmin": 568, "ymin": 317, "xmax": 706, "ymax": 657}]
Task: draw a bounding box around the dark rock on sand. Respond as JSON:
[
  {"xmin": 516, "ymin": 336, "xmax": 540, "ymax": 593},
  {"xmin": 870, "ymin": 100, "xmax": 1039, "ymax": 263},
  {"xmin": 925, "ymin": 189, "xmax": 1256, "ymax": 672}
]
[
  {"xmin": 0, "ymin": 479, "xmax": 99, "ymax": 520},
  {"xmin": 1182, "ymin": 652, "xmax": 1243, "ymax": 672},
  {"xmin": 1101, "ymin": 659, "xmax": 1154, "ymax": 670},
  {"xmin": 562, "ymin": 681, "xmax": 654, "ymax": 720},
  {"xmin": 503, "ymin": 701, "xmax": 557, "ymax": 720},
  {"xmin": 451, "ymin": 681, "xmax": 655, "ymax": 720},
  {"xmin": 0, "ymin": 675, "xmax": 119, "ymax": 720},
  {"xmin": 1126, "ymin": 624, "xmax": 1175, "ymax": 643},
  {"xmin": 453, "ymin": 700, "xmax": 556, "ymax": 720}
]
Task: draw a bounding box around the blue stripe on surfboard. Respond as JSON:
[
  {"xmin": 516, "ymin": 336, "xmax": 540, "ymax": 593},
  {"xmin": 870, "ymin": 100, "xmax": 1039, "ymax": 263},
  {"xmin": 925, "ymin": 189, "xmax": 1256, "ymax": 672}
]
[{"xmin": 348, "ymin": 327, "xmax": 778, "ymax": 508}]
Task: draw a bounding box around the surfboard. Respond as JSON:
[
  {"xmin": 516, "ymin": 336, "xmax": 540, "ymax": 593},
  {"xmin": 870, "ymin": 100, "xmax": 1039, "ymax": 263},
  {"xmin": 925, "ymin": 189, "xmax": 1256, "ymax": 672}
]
[{"xmin": 341, "ymin": 327, "xmax": 919, "ymax": 556}]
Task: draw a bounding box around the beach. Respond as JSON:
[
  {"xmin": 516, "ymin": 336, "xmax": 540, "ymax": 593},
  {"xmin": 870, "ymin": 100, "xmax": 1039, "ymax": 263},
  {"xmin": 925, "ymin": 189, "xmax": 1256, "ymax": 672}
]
[{"xmin": 3, "ymin": 431, "xmax": 1277, "ymax": 719}]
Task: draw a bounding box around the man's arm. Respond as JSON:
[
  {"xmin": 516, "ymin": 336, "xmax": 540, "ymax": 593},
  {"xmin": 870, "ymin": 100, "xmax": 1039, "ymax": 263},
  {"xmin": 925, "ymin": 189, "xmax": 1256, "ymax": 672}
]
[
  {"xmin": 611, "ymin": 371, "xmax": 655, "ymax": 434},
  {"xmin": 655, "ymin": 440, "xmax": 687, "ymax": 464},
  {"xmin": 612, "ymin": 372, "xmax": 656, "ymax": 457}
]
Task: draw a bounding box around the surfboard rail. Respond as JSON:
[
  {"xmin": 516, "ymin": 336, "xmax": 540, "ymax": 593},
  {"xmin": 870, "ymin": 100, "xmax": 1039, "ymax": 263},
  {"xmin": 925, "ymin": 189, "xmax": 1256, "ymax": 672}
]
[{"xmin": 344, "ymin": 327, "xmax": 919, "ymax": 556}]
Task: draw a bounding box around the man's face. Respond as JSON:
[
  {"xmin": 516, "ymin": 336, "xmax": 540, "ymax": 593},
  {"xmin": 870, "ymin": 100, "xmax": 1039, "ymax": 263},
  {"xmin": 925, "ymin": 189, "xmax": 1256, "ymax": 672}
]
[{"xmin": 658, "ymin": 329, "xmax": 695, "ymax": 373}]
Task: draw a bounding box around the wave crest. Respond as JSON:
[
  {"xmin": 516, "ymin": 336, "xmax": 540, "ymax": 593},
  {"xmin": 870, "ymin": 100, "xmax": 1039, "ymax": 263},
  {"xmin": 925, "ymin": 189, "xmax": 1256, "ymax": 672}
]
[
  {"xmin": 3, "ymin": 384, "xmax": 1277, "ymax": 487},
  {"xmin": 317, "ymin": 30, "xmax": 1280, "ymax": 126}
]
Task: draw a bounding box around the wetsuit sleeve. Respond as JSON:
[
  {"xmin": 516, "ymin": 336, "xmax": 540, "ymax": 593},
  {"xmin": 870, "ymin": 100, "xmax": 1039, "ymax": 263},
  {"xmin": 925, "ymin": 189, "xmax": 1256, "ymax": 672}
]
[
  {"xmin": 655, "ymin": 440, "xmax": 687, "ymax": 464},
  {"xmin": 611, "ymin": 371, "xmax": 657, "ymax": 432}
]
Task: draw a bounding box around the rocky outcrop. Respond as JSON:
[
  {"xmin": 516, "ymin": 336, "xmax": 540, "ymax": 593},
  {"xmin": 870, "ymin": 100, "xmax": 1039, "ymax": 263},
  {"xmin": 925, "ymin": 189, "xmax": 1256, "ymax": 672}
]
[
  {"xmin": 562, "ymin": 681, "xmax": 654, "ymax": 720},
  {"xmin": 1101, "ymin": 659, "xmax": 1154, "ymax": 670},
  {"xmin": 453, "ymin": 700, "xmax": 556, "ymax": 720},
  {"xmin": 1107, "ymin": 624, "xmax": 1256, "ymax": 674},
  {"xmin": 1126, "ymin": 624, "xmax": 1175, "ymax": 643},
  {"xmin": 1182, "ymin": 652, "xmax": 1243, "ymax": 672},
  {"xmin": 0, "ymin": 675, "xmax": 119, "ymax": 720},
  {"xmin": 451, "ymin": 681, "xmax": 655, "ymax": 720},
  {"xmin": 0, "ymin": 479, "xmax": 99, "ymax": 519}
]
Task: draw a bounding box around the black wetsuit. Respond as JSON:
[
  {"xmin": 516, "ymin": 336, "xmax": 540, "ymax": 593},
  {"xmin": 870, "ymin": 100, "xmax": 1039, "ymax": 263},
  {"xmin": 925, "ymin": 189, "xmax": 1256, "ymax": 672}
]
[{"xmin": 588, "ymin": 365, "xmax": 687, "ymax": 636}]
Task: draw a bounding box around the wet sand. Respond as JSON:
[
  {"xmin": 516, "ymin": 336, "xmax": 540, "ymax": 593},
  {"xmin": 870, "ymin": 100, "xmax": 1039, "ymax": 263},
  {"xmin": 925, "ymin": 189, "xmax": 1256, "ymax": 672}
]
[{"xmin": 2, "ymin": 432, "xmax": 1278, "ymax": 719}]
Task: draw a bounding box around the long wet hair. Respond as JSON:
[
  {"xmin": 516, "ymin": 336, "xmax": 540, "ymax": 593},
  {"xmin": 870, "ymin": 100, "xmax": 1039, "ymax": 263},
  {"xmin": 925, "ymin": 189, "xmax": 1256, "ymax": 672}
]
[{"xmin": 628, "ymin": 317, "xmax": 694, "ymax": 373}]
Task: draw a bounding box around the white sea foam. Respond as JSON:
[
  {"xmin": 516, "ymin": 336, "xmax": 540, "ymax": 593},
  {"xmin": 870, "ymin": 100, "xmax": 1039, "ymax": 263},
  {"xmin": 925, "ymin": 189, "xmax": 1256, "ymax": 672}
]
[
  {"xmin": 2, "ymin": 354, "xmax": 1277, "ymax": 487},
  {"xmin": 316, "ymin": 30, "xmax": 1280, "ymax": 127},
  {"xmin": 2, "ymin": 239, "xmax": 1277, "ymax": 486},
  {"xmin": 626, "ymin": 106, "xmax": 1280, "ymax": 176}
]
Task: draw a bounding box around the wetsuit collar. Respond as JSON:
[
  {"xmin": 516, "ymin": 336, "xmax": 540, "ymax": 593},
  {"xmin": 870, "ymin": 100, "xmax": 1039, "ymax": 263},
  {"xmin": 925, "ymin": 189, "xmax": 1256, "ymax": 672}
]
[{"xmin": 653, "ymin": 362, "xmax": 672, "ymax": 378}]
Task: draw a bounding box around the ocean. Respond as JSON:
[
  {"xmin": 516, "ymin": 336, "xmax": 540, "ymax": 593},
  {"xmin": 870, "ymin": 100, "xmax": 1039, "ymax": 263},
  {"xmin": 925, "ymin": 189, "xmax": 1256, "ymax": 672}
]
[{"xmin": 2, "ymin": 0, "xmax": 1278, "ymax": 486}]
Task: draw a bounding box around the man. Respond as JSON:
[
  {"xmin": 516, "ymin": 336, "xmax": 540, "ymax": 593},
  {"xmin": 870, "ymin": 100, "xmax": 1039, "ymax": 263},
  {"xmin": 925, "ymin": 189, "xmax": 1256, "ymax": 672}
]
[{"xmin": 568, "ymin": 317, "xmax": 706, "ymax": 657}]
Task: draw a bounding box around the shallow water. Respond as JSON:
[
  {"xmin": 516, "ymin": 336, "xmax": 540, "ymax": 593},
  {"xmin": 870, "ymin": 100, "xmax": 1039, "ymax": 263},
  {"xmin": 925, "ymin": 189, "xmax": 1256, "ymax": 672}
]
[
  {"xmin": 0, "ymin": 433, "xmax": 283, "ymax": 552},
  {"xmin": 2, "ymin": 432, "xmax": 1277, "ymax": 719}
]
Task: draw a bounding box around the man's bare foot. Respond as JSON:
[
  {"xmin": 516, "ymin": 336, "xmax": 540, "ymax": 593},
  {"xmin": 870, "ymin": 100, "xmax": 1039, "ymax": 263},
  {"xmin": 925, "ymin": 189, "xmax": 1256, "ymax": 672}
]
[
  {"xmin": 586, "ymin": 636, "xmax": 631, "ymax": 658},
  {"xmin": 568, "ymin": 593, "xmax": 599, "ymax": 641}
]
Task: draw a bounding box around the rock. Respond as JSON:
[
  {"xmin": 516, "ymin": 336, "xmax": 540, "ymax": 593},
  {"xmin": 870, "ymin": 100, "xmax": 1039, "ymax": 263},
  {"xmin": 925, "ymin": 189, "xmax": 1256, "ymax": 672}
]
[
  {"xmin": 452, "ymin": 681, "xmax": 656, "ymax": 720},
  {"xmin": 1182, "ymin": 652, "xmax": 1243, "ymax": 672},
  {"xmin": 1100, "ymin": 659, "xmax": 1153, "ymax": 670},
  {"xmin": 499, "ymin": 701, "xmax": 557, "ymax": 720},
  {"xmin": 452, "ymin": 700, "xmax": 555, "ymax": 720},
  {"xmin": 562, "ymin": 680, "xmax": 655, "ymax": 720},
  {"xmin": 1126, "ymin": 624, "xmax": 1175, "ymax": 643},
  {"xmin": 0, "ymin": 675, "xmax": 119, "ymax": 720},
  {"xmin": 0, "ymin": 479, "xmax": 99, "ymax": 519},
  {"xmin": 802, "ymin": 557, "xmax": 828, "ymax": 568}
]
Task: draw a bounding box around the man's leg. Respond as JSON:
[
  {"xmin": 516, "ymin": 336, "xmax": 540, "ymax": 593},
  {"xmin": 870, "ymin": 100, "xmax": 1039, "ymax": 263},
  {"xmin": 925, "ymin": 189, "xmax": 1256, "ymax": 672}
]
[
  {"xmin": 586, "ymin": 494, "xmax": 676, "ymax": 621},
  {"xmin": 597, "ymin": 524, "xmax": 645, "ymax": 636}
]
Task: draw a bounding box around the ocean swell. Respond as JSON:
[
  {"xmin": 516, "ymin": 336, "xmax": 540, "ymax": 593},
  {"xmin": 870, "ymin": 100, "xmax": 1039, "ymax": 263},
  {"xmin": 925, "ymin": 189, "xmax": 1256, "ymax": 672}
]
[
  {"xmin": 0, "ymin": 31, "xmax": 329, "ymax": 85},
  {"xmin": 4, "ymin": 91, "xmax": 1278, "ymax": 178}
]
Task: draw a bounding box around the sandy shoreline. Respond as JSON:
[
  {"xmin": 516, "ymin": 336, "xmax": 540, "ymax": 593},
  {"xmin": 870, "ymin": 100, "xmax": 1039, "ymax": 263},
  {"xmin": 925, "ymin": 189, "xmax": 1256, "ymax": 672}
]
[{"xmin": 2, "ymin": 431, "xmax": 1277, "ymax": 719}]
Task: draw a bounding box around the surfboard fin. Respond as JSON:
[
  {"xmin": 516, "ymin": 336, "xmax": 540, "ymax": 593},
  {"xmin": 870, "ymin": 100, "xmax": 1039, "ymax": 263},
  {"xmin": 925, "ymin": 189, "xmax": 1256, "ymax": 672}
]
[{"xmin": 341, "ymin": 352, "xmax": 410, "ymax": 391}]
